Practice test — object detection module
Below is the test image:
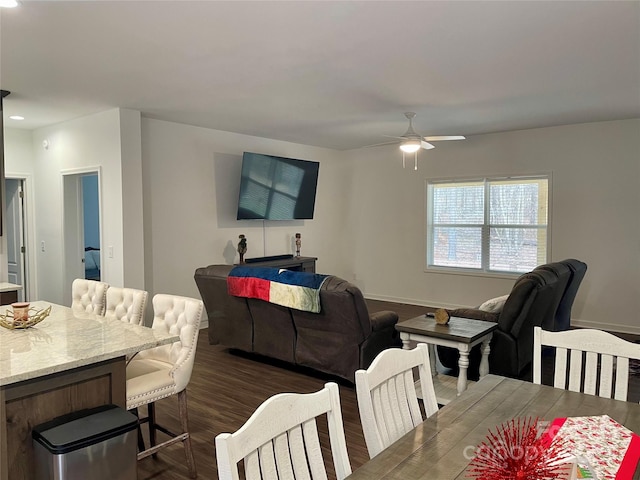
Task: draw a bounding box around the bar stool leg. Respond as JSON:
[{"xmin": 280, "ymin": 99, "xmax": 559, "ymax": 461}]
[
  {"xmin": 148, "ymin": 402, "xmax": 158, "ymax": 458},
  {"xmin": 131, "ymin": 407, "xmax": 146, "ymax": 452},
  {"xmin": 178, "ymin": 390, "xmax": 197, "ymax": 478}
]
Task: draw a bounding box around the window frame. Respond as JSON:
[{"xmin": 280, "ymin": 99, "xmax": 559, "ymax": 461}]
[{"xmin": 425, "ymin": 173, "xmax": 552, "ymax": 277}]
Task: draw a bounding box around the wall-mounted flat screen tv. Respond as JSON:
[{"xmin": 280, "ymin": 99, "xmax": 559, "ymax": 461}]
[{"xmin": 236, "ymin": 152, "xmax": 320, "ymax": 220}]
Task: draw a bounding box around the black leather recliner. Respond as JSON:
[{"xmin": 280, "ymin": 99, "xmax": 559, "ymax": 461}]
[
  {"xmin": 437, "ymin": 259, "xmax": 587, "ymax": 380},
  {"xmin": 537, "ymin": 259, "xmax": 587, "ymax": 331}
]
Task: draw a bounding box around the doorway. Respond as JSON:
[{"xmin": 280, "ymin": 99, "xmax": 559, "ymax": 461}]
[
  {"xmin": 62, "ymin": 168, "xmax": 102, "ymax": 305},
  {"xmin": 82, "ymin": 174, "xmax": 101, "ymax": 281},
  {"xmin": 4, "ymin": 178, "xmax": 27, "ymax": 301}
]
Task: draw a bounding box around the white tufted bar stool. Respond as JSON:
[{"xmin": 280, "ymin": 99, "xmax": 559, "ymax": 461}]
[
  {"xmin": 71, "ymin": 278, "xmax": 109, "ymax": 315},
  {"xmin": 126, "ymin": 294, "xmax": 204, "ymax": 478},
  {"xmin": 105, "ymin": 286, "xmax": 149, "ymax": 325}
]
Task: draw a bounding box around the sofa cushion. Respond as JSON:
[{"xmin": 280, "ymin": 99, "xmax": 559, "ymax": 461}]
[
  {"xmin": 479, "ymin": 294, "xmax": 509, "ymax": 313},
  {"xmin": 449, "ymin": 308, "xmax": 499, "ymax": 323},
  {"xmin": 248, "ymin": 299, "xmax": 296, "ymax": 363}
]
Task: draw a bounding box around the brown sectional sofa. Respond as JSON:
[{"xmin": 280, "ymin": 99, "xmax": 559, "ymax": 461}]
[{"xmin": 194, "ymin": 264, "xmax": 401, "ymax": 382}]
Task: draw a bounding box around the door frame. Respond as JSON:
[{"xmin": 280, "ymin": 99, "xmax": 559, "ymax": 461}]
[
  {"xmin": 61, "ymin": 167, "xmax": 103, "ymax": 304},
  {"xmin": 4, "ymin": 173, "xmax": 36, "ymax": 301},
  {"xmin": 5, "ymin": 178, "xmax": 26, "ymax": 300}
]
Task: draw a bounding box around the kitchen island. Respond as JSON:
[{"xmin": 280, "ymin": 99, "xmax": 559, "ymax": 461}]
[
  {"xmin": 0, "ymin": 301, "xmax": 178, "ymax": 480},
  {"xmin": 0, "ymin": 282, "xmax": 22, "ymax": 306}
]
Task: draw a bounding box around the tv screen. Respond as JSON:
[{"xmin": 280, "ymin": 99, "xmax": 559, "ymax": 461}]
[{"xmin": 236, "ymin": 152, "xmax": 320, "ymax": 220}]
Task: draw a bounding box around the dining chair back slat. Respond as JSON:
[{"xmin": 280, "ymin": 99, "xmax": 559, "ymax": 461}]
[
  {"xmin": 568, "ymin": 349, "xmax": 582, "ymax": 392},
  {"xmin": 258, "ymin": 439, "xmax": 279, "ymax": 479},
  {"xmin": 599, "ymin": 355, "xmax": 614, "ymax": 398},
  {"xmin": 272, "ymin": 431, "xmax": 293, "ymax": 479},
  {"xmin": 289, "ymin": 425, "xmax": 314, "ymax": 480},
  {"xmin": 244, "ymin": 451, "xmax": 260, "ymax": 479},
  {"xmin": 583, "ymin": 351, "xmax": 598, "ymax": 395},
  {"xmin": 615, "ymin": 357, "xmax": 630, "ymax": 401},
  {"xmin": 303, "ymin": 420, "xmax": 327, "ymax": 480}
]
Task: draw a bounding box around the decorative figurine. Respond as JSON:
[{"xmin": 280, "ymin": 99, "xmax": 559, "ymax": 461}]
[
  {"xmin": 295, "ymin": 233, "xmax": 301, "ymax": 257},
  {"xmin": 238, "ymin": 234, "xmax": 247, "ymax": 263}
]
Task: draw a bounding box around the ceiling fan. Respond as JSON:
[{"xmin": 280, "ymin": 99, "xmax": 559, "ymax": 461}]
[{"xmin": 380, "ymin": 112, "xmax": 465, "ymax": 170}]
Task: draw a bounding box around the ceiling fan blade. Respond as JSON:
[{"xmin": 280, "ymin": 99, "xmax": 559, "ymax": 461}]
[
  {"xmin": 421, "ymin": 141, "xmax": 435, "ymax": 150},
  {"xmin": 382, "ymin": 134, "xmax": 407, "ymax": 140},
  {"xmin": 424, "ymin": 135, "xmax": 466, "ymax": 141},
  {"xmin": 361, "ymin": 140, "xmax": 398, "ymax": 148}
]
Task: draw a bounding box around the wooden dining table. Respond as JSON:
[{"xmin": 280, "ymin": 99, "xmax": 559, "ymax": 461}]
[{"xmin": 346, "ymin": 374, "xmax": 640, "ymax": 480}]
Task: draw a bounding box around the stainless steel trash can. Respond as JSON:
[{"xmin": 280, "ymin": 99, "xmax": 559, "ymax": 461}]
[{"xmin": 32, "ymin": 404, "xmax": 138, "ymax": 480}]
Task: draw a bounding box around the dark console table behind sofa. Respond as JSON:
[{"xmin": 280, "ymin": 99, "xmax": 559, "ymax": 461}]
[{"xmin": 242, "ymin": 255, "xmax": 317, "ymax": 273}]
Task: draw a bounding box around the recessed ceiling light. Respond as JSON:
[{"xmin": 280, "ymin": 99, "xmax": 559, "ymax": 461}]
[
  {"xmin": 0, "ymin": 0, "xmax": 19, "ymax": 8},
  {"xmin": 9, "ymin": 115, "xmax": 24, "ymax": 121}
]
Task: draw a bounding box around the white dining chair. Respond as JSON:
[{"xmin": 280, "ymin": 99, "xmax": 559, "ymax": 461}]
[
  {"xmin": 215, "ymin": 382, "xmax": 352, "ymax": 480},
  {"xmin": 533, "ymin": 326, "xmax": 640, "ymax": 401},
  {"xmin": 355, "ymin": 343, "xmax": 439, "ymax": 459},
  {"xmin": 104, "ymin": 286, "xmax": 149, "ymax": 325},
  {"xmin": 126, "ymin": 294, "xmax": 204, "ymax": 478},
  {"xmin": 71, "ymin": 278, "xmax": 109, "ymax": 315}
]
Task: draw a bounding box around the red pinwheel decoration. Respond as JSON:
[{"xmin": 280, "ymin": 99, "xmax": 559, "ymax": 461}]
[{"xmin": 467, "ymin": 417, "xmax": 570, "ymax": 480}]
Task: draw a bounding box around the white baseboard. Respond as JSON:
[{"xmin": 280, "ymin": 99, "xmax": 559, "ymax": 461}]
[
  {"xmin": 364, "ymin": 293, "xmax": 469, "ymax": 310},
  {"xmin": 571, "ymin": 318, "xmax": 640, "ymax": 336}
]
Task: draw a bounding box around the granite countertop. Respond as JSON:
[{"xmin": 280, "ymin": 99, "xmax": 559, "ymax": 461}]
[
  {"xmin": 0, "ymin": 282, "xmax": 22, "ymax": 292},
  {"xmin": 0, "ymin": 301, "xmax": 178, "ymax": 386}
]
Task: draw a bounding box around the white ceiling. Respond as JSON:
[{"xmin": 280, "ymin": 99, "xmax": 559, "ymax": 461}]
[{"xmin": 1, "ymin": 1, "xmax": 639, "ymax": 150}]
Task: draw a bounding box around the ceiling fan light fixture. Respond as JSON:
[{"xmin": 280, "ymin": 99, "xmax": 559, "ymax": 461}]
[
  {"xmin": 374, "ymin": 112, "xmax": 465, "ymax": 169},
  {"xmin": 400, "ymin": 140, "xmax": 421, "ymax": 153}
]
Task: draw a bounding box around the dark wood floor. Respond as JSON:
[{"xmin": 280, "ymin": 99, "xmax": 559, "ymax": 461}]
[{"xmin": 136, "ymin": 300, "xmax": 640, "ymax": 479}]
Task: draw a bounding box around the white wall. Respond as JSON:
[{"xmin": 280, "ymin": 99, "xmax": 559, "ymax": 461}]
[
  {"xmin": 3, "ymin": 128, "xmax": 37, "ymax": 297},
  {"xmin": 141, "ymin": 118, "xmax": 349, "ymax": 301},
  {"xmin": 345, "ymin": 119, "xmax": 640, "ymax": 334},
  {"xmin": 6, "ymin": 109, "xmax": 142, "ymax": 305},
  {"xmin": 119, "ymin": 109, "xmax": 145, "ymax": 289}
]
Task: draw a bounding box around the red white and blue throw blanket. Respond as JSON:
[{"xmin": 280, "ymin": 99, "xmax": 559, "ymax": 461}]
[{"xmin": 227, "ymin": 266, "xmax": 329, "ymax": 313}]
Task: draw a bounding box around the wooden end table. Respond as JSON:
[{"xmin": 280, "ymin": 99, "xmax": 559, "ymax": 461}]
[{"xmin": 395, "ymin": 315, "xmax": 497, "ymax": 403}]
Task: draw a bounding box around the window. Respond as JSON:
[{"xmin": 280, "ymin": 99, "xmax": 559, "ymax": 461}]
[{"xmin": 426, "ymin": 175, "xmax": 549, "ymax": 274}]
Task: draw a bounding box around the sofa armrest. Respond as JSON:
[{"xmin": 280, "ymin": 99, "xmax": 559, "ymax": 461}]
[
  {"xmin": 449, "ymin": 308, "xmax": 499, "ymax": 323},
  {"xmin": 370, "ymin": 310, "xmax": 399, "ymax": 331}
]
